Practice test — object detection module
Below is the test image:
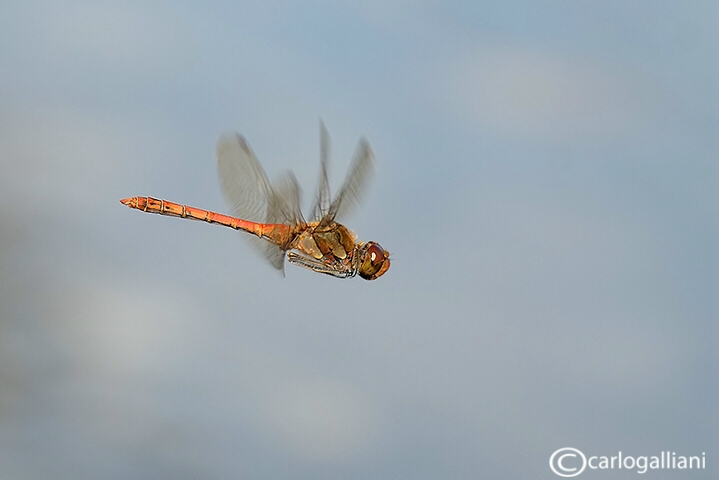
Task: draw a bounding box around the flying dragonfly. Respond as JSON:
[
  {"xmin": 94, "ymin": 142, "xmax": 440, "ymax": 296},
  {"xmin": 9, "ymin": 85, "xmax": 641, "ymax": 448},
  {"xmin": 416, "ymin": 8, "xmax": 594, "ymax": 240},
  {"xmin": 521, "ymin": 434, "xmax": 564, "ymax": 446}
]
[{"xmin": 120, "ymin": 123, "xmax": 390, "ymax": 280}]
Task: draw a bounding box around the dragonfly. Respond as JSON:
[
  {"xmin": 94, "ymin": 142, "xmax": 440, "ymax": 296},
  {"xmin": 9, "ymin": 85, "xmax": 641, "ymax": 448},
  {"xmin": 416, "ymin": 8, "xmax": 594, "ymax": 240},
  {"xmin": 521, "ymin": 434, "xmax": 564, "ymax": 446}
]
[{"xmin": 120, "ymin": 123, "xmax": 390, "ymax": 280}]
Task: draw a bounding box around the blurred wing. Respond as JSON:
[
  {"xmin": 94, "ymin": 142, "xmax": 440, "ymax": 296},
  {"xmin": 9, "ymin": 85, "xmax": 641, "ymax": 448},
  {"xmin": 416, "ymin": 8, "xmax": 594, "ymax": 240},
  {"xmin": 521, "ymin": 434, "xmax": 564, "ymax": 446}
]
[
  {"xmin": 323, "ymin": 138, "xmax": 374, "ymax": 225},
  {"xmin": 217, "ymin": 133, "xmax": 272, "ymax": 221},
  {"xmin": 267, "ymin": 172, "xmax": 305, "ymax": 228},
  {"xmin": 310, "ymin": 121, "xmax": 331, "ymax": 222},
  {"xmin": 216, "ymin": 133, "xmax": 287, "ymax": 272}
]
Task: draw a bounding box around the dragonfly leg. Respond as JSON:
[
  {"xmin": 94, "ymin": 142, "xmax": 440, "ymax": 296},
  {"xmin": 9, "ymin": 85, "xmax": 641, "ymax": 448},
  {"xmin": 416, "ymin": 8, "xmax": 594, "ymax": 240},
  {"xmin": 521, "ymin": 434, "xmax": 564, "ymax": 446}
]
[{"xmin": 286, "ymin": 251, "xmax": 355, "ymax": 278}]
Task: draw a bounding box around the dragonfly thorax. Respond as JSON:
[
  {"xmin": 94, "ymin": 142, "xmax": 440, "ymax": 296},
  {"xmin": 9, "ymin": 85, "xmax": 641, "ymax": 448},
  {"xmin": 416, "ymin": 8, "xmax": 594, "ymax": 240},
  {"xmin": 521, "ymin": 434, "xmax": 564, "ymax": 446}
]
[{"xmin": 294, "ymin": 222, "xmax": 355, "ymax": 260}]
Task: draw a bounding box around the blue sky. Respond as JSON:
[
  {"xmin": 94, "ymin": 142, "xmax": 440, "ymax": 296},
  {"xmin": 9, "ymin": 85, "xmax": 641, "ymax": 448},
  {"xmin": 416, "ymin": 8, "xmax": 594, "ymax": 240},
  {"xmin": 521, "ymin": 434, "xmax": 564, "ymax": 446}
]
[{"xmin": 0, "ymin": 1, "xmax": 716, "ymax": 478}]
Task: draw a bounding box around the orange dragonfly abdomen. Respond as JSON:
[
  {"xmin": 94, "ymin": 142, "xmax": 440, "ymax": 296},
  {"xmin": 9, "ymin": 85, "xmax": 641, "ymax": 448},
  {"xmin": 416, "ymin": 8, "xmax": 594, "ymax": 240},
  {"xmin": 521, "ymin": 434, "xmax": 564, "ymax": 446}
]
[{"xmin": 120, "ymin": 196, "xmax": 293, "ymax": 247}]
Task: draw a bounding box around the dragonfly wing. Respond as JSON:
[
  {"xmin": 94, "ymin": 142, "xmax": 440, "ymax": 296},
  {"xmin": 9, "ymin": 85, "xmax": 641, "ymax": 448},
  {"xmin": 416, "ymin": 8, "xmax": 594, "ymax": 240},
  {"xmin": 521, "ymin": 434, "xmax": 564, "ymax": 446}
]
[
  {"xmin": 310, "ymin": 121, "xmax": 331, "ymax": 222},
  {"xmin": 217, "ymin": 133, "xmax": 272, "ymax": 221},
  {"xmin": 217, "ymin": 133, "xmax": 286, "ymax": 271},
  {"xmin": 261, "ymin": 243, "xmax": 287, "ymax": 272},
  {"xmin": 262, "ymin": 173, "xmax": 306, "ymax": 274},
  {"xmin": 323, "ymin": 137, "xmax": 374, "ymax": 225},
  {"xmin": 268, "ymin": 172, "xmax": 305, "ymax": 227}
]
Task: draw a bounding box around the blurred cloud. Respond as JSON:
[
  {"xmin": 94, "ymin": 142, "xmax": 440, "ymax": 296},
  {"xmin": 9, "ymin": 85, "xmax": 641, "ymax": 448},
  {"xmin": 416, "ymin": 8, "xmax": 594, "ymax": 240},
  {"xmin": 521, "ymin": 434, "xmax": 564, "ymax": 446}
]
[
  {"xmin": 263, "ymin": 378, "xmax": 377, "ymax": 462},
  {"xmin": 446, "ymin": 46, "xmax": 652, "ymax": 144},
  {"xmin": 0, "ymin": 102, "xmax": 182, "ymax": 221},
  {"xmin": 323, "ymin": 0, "xmax": 431, "ymax": 31},
  {"xmin": 0, "ymin": 1, "xmax": 191, "ymax": 79},
  {"xmin": 0, "ymin": 106, "xmax": 122, "ymax": 206},
  {"xmin": 62, "ymin": 278, "xmax": 207, "ymax": 377}
]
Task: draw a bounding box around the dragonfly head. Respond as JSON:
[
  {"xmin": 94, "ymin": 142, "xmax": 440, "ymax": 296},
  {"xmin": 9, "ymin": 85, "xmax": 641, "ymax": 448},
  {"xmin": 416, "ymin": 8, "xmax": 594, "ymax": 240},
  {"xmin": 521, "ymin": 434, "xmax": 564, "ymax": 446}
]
[{"xmin": 358, "ymin": 242, "xmax": 390, "ymax": 280}]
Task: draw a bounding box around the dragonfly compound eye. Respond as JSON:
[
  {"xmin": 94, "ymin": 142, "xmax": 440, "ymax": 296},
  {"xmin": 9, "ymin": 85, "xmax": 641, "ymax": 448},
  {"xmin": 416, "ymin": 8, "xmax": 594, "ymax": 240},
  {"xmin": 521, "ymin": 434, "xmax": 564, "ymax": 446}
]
[{"xmin": 358, "ymin": 242, "xmax": 390, "ymax": 280}]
